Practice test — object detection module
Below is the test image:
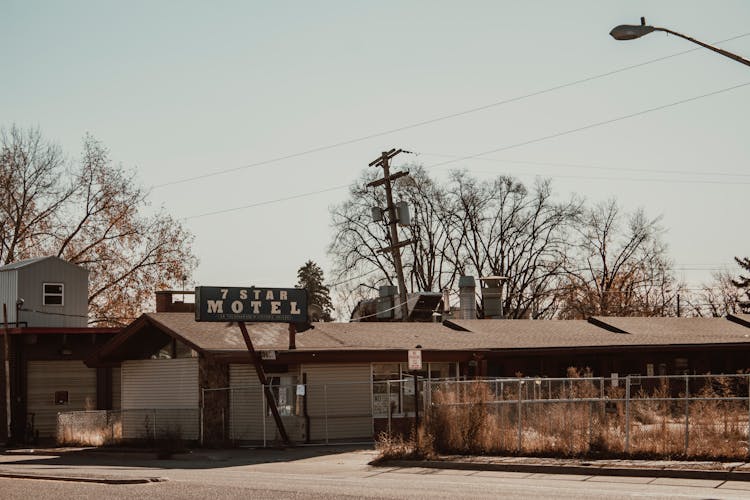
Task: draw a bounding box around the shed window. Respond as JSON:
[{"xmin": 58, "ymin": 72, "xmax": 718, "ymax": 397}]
[{"xmin": 43, "ymin": 283, "xmax": 64, "ymax": 306}]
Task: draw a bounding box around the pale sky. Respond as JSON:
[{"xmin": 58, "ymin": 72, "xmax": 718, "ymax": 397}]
[{"xmin": 2, "ymin": 1, "xmax": 748, "ymax": 317}]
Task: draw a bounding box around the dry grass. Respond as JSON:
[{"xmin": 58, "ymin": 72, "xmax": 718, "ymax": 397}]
[
  {"xmin": 380, "ymin": 373, "xmax": 750, "ymax": 461},
  {"xmin": 57, "ymin": 420, "xmax": 122, "ymax": 446},
  {"xmin": 56, "ymin": 411, "xmax": 122, "ymax": 446}
]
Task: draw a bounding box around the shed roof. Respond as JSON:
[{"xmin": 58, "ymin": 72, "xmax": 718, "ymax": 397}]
[{"xmin": 0, "ymin": 256, "xmax": 88, "ymax": 273}]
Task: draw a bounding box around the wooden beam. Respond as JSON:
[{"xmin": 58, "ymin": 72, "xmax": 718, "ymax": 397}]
[{"xmin": 238, "ymin": 321, "xmax": 291, "ymax": 446}]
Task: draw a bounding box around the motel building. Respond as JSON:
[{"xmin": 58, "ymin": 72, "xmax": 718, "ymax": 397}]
[{"xmin": 85, "ymin": 289, "xmax": 750, "ymax": 446}]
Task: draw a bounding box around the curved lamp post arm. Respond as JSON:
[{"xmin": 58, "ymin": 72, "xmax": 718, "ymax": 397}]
[
  {"xmin": 654, "ymin": 27, "xmax": 750, "ymax": 68},
  {"xmin": 610, "ymin": 18, "xmax": 750, "ymax": 68}
]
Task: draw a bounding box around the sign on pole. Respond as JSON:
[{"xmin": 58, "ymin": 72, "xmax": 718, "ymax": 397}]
[
  {"xmin": 408, "ymin": 349, "xmax": 422, "ymax": 371},
  {"xmin": 195, "ymin": 286, "xmax": 307, "ymax": 323}
]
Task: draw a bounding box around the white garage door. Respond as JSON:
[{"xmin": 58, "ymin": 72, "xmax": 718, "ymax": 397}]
[
  {"xmin": 121, "ymin": 358, "xmax": 199, "ymax": 440},
  {"xmin": 27, "ymin": 360, "xmax": 97, "ymax": 438}
]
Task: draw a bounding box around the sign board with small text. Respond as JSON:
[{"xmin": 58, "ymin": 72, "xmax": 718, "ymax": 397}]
[
  {"xmin": 408, "ymin": 349, "xmax": 422, "ymax": 370},
  {"xmin": 195, "ymin": 286, "xmax": 308, "ymax": 323}
]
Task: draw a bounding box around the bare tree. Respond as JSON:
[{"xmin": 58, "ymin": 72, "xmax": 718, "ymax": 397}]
[
  {"xmin": 328, "ymin": 168, "xmax": 581, "ymax": 319},
  {"xmin": 442, "ymin": 172, "xmax": 582, "ymax": 318},
  {"xmin": 559, "ymin": 199, "xmax": 677, "ymax": 318},
  {"xmin": 328, "ymin": 167, "xmax": 456, "ymax": 317},
  {"xmin": 684, "ymin": 271, "xmax": 744, "ymax": 317},
  {"xmin": 732, "ymin": 257, "xmax": 750, "ymax": 313},
  {"xmin": 0, "ymin": 126, "xmax": 196, "ymax": 326}
]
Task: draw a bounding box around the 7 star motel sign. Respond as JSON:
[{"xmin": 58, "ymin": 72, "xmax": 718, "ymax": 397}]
[{"xmin": 195, "ymin": 286, "xmax": 307, "ymax": 323}]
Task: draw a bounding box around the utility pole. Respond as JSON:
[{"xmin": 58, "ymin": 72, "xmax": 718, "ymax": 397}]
[{"xmin": 368, "ymin": 149, "xmax": 411, "ymax": 322}]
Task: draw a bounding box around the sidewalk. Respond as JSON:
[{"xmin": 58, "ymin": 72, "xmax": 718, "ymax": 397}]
[
  {"xmin": 4, "ymin": 445, "xmax": 750, "ymax": 483},
  {"xmin": 375, "ymin": 454, "xmax": 750, "ymax": 482}
]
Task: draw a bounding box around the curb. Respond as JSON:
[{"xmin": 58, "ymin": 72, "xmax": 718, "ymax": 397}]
[
  {"xmin": 0, "ymin": 470, "xmax": 166, "ymax": 485},
  {"xmin": 378, "ymin": 459, "xmax": 750, "ymax": 482}
]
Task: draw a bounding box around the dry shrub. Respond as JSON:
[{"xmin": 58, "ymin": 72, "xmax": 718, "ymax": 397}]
[
  {"xmin": 418, "ymin": 373, "xmax": 750, "ymax": 460},
  {"xmin": 375, "ymin": 428, "xmax": 434, "ymax": 461}
]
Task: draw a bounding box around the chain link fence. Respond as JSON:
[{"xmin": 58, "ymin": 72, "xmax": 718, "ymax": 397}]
[
  {"xmin": 425, "ymin": 374, "xmax": 750, "ymax": 458},
  {"xmin": 209, "ymin": 380, "xmax": 375, "ymax": 446}
]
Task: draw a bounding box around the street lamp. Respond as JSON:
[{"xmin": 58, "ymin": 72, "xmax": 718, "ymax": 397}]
[{"xmin": 610, "ymin": 17, "xmax": 750, "ymax": 68}]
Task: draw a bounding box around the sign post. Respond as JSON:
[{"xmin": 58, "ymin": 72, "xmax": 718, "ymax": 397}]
[
  {"xmin": 407, "ymin": 349, "xmax": 423, "ymax": 447},
  {"xmin": 195, "ymin": 286, "xmax": 308, "ymax": 447}
]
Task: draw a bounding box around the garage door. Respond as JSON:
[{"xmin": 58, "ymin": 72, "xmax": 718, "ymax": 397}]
[{"xmin": 27, "ymin": 360, "xmax": 97, "ymax": 438}]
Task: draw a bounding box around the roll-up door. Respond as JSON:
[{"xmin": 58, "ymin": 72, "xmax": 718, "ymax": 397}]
[
  {"xmin": 229, "ymin": 364, "xmax": 304, "ymax": 443},
  {"xmin": 302, "ymin": 364, "xmax": 372, "ymax": 441},
  {"xmin": 121, "ymin": 358, "xmax": 199, "ymax": 440},
  {"xmin": 27, "ymin": 360, "xmax": 97, "ymax": 438}
]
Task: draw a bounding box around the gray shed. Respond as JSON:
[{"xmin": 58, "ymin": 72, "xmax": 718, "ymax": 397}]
[{"xmin": 0, "ymin": 256, "xmax": 89, "ymax": 328}]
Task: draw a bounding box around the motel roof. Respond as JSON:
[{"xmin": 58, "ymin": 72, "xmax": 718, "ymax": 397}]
[{"xmin": 88, "ymin": 311, "xmax": 750, "ymax": 365}]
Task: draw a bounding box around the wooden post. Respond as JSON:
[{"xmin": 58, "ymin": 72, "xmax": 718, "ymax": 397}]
[
  {"xmin": 3, "ymin": 304, "xmax": 11, "ymax": 444},
  {"xmin": 238, "ymin": 321, "xmax": 291, "ymax": 446}
]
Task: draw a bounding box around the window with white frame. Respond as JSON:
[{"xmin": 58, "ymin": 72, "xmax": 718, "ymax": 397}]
[{"xmin": 43, "ymin": 283, "xmax": 64, "ymax": 306}]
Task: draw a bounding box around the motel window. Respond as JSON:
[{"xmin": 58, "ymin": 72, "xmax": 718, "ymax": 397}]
[
  {"xmin": 372, "ymin": 362, "xmax": 459, "ymax": 417},
  {"xmin": 267, "ymin": 375, "xmax": 298, "ymax": 417},
  {"xmin": 372, "ymin": 364, "xmax": 402, "ymax": 416},
  {"xmin": 43, "ymin": 283, "xmax": 64, "ymax": 306}
]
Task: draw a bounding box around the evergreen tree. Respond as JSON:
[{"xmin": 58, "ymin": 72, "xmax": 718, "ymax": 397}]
[
  {"xmin": 296, "ymin": 260, "xmax": 334, "ymax": 321},
  {"xmin": 732, "ymin": 256, "xmax": 750, "ymax": 313}
]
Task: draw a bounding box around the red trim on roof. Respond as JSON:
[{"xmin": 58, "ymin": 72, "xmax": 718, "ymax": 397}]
[{"xmin": 1, "ymin": 327, "xmax": 120, "ymax": 335}]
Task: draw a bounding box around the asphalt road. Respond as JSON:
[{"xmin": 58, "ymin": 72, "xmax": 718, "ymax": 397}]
[{"xmin": 3, "ymin": 447, "xmax": 750, "ymax": 499}]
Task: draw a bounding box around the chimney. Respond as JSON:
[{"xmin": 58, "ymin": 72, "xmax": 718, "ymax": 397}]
[
  {"xmin": 458, "ymin": 276, "xmax": 476, "ymax": 320},
  {"xmin": 155, "ymin": 290, "xmax": 196, "ymax": 313}
]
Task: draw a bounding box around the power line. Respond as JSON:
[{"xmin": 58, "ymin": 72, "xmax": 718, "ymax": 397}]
[
  {"xmin": 424, "ymin": 81, "xmax": 750, "ymax": 171},
  {"xmin": 421, "ymin": 153, "xmax": 750, "ymax": 180},
  {"xmin": 466, "ymin": 169, "xmax": 750, "ymax": 186},
  {"xmin": 180, "ymin": 80, "xmax": 750, "ymax": 221},
  {"xmin": 182, "ymin": 185, "xmax": 346, "ymax": 220},
  {"xmin": 152, "ymin": 33, "xmax": 750, "ymax": 191}
]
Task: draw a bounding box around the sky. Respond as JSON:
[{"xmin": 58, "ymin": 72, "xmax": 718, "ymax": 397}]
[{"xmin": 1, "ymin": 1, "xmax": 748, "ymax": 316}]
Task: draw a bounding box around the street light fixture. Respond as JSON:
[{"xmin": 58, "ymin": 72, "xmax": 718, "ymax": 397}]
[{"xmin": 610, "ymin": 17, "xmax": 750, "ymax": 68}]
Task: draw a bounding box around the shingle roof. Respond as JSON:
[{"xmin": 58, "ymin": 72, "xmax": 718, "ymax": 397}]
[
  {"xmin": 729, "ymin": 313, "xmax": 750, "ymax": 328},
  {"xmin": 145, "ymin": 313, "xmax": 471, "ymax": 352},
  {"xmin": 445, "ymin": 319, "xmax": 626, "ymax": 349},
  {"xmin": 140, "ymin": 314, "xmax": 750, "ymax": 354},
  {"xmin": 589, "ymin": 316, "xmax": 750, "ymax": 345}
]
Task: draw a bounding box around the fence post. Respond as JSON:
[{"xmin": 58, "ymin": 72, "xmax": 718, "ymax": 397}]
[
  {"xmin": 625, "ymin": 376, "xmax": 631, "ymax": 454},
  {"xmin": 387, "ymin": 380, "xmax": 392, "ymax": 436},
  {"xmin": 262, "ymin": 386, "xmax": 267, "ymax": 448},
  {"xmin": 324, "ymin": 383, "xmax": 329, "ymax": 445},
  {"xmin": 517, "ymin": 380, "xmax": 523, "ymax": 452},
  {"xmin": 200, "ymin": 388, "xmax": 204, "ymax": 446},
  {"xmin": 588, "ymin": 400, "xmax": 593, "ymax": 452},
  {"xmin": 684, "ymin": 374, "xmax": 690, "ymax": 456}
]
